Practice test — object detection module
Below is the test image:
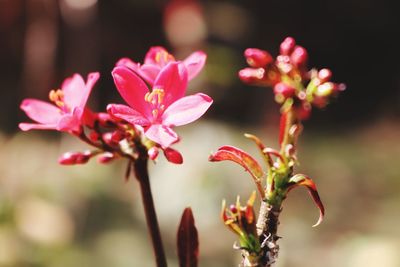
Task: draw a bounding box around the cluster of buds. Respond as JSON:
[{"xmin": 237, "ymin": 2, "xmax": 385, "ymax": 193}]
[
  {"xmin": 221, "ymin": 192, "xmax": 261, "ymax": 261},
  {"xmin": 239, "ymin": 37, "xmax": 345, "ymax": 120}
]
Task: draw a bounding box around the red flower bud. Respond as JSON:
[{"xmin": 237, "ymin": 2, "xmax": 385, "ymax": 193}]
[
  {"xmin": 148, "ymin": 146, "xmax": 159, "ymax": 161},
  {"xmin": 111, "ymin": 131, "xmax": 124, "ymax": 143},
  {"xmin": 229, "ymin": 204, "xmax": 238, "ymax": 214},
  {"xmin": 317, "ymin": 68, "xmax": 332, "ymax": 83},
  {"xmin": 295, "ymin": 102, "xmax": 312, "ymax": 120},
  {"xmin": 103, "ymin": 131, "xmax": 124, "ymax": 146},
  {"xmin": 273, "ymin": 82, "xmax": 296, "ymax": 99},
  {"xmin": 58, "ymin": 151, "xmax": 90, "ymax": 165},
  {"xmin": 238, "ymin": 68, "xmax": 265, "ymax": 84},
  {"xmin": 290, "ymin": 46, "xmax": 308, "ymax": 67},
  {"xmin": 97, "ymin": 152, "xmax": 115, "ymax": 164},
  {"xmin": 244, "ymin": 48, "xmax": 273, "ymax": 68},
  {"xmin": 316, "ymin": 82, "xmax": 334, "ymax": 97},
  {"xmin": 280, "ymin": 37, "xmax": 296, "ymax": 55},
  {"xmin": 89, "ymin": 131, "xmax": 100, "ymax": 142},
  {"xmin": 312, "ymin": 96, "xmax": 328, "ymax": 108},
  {"xmin": 102, "ymin": 132, "xmax": 113, "ymax": 145},
  {"xmin": 163, "ymin": 147, "xmax": 183, "ymax": 164}
]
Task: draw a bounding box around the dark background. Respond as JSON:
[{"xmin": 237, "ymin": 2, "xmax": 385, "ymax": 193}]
[{"xmin": 1, "ymin": 0, "xmax": 399, "ymax": 133}]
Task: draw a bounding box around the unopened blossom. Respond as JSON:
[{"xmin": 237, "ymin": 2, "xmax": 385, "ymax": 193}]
[
  {"xmin": 108, "ymin": 62, "xmax": 212, "ymax": 148},
  {"xmin": 19, "ymin": 72, "xmax": 100, "ymax": 133},
  {"xmin": 116, "ymin": 46, "xmax": 206, "ymax": 85}
]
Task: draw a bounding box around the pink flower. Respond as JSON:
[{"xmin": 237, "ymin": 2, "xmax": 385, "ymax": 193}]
[
  {"xmin": 116, "ymin": 46, "xmax": 206, "ymax": 85},
  {"xmin": 19, "ymin": 72, "xmax": 100, "ymax": 133},
  {"xmin": 108, "ymin": 62, "xmax": 212, "ymax": 148}
]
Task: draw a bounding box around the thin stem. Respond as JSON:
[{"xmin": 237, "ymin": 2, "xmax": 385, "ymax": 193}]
[{"xmin": 133, "ymin": 154, "xmax": 168, "ymax": 267}]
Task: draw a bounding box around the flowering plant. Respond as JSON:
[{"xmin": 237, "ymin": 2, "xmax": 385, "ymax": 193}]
[
  {"xmin": 210, "ymin": 37, "xmax": 345, "ymax": 266},
  {"xmin": 20, "ymin": 46, "xmax": 212, "ymax": 267}
]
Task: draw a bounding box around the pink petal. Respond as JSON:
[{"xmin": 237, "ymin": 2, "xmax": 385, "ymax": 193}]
[
  {"xmin": 56, "ymin": 112, "xmax": 81, "ymax": 133},
  {"xmin": 183, "ymin": 51, "xmax": 207, "ymax": 80},
  {"xmin": 112, "ymin": 66, "xmax": 151, "ymax": 117},
  {"xmin": 61, "ymin": 74, "xmax": 85, "ymax": 108},
  {"xmin": 154, "ymin": 62, "xmax": 188, "ymax": 107},
  {"xmin": 144, "ymin": 46, "xmax": 174, "ymax": 66},
  {"xmin": 19, "ymin": 122, "xmax": 57, "ymax": 131},
  {"xmin": 107, "ymin": 104, "xmax": 150, "ymax": 126},
  {"xmin": 162, "ymin": 93, "xmax": 212, "ymax": 126},
  {"xmin": 116, "ymin": 58, "xmax": 140, "ymax": 72},
  {"xmin": 140, "ymin": 64, "xmax": 161, "ymax": 85},
  {"xmin": 61, "ymin": 72, "xmax": 99, "ymax": 112},
  {"xmin": 145, "ymin": 124, "xmax": 178, "ymax": 148},
  {"xmin": 20, "ymin": 99, "xmax": 62, "ymax": 124},
  {"xmin": 116, "ymin": 58, "xmax": 158, "ymax": 85}
]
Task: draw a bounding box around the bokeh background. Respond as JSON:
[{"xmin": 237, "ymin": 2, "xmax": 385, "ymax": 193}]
[{"xmin": 0, "ymin": 0, "xmax": 399, "ymax": 266}]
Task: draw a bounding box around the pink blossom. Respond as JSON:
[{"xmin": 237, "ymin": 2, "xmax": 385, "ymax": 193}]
[
  {"xmin": 116, "ymin": 46, "xmax": 206, "ymax": 85},
  {"xmin": 19, "ymin": 72, "xmax": 100, "ymax": 133},
  {"xmin": 108, "ymin": 62, "xmax": 212, "ymax": 148}
]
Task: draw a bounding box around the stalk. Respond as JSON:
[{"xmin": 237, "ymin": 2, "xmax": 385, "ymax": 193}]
[{"xmin": 132, "ymin": 143, "xmax": 168, "ymax": 267}]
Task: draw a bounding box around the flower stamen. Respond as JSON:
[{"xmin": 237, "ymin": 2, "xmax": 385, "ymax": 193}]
[{"xmin": 49, "ymin": 89, "xmax": 69, "ymax": 112}]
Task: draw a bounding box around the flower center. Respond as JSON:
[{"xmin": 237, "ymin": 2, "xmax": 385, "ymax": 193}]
[
  {"xmin": 144, "ymin": 88, "xmax": 165, "ymax": 120},
  {"xmin": 49, "ymin": 89, "xmax": 69, "ymax": 113}
]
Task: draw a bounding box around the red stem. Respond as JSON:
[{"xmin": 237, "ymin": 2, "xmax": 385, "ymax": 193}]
[{"xmin": 133, "ymin": 157, "xmax": 168, "ymax": 267}]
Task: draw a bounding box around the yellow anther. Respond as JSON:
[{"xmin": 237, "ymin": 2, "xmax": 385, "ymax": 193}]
[
  {"xmin": 145, "ymin": 88, "xmax": 165, "ymax": 105},
  {"xmin": 144, "ymin": 92, "xmax": 151, "ymax": 102},
  {"xmin": 155, "ymin": 52, "xmax": 161, "ymax": 63},
  {"xmin": 55, "ymin": 101, "xmax": 65, "ymax": 108},
  {"xmin": 49, "ymin": 89, "xmax": 64, "ymax": 102}
]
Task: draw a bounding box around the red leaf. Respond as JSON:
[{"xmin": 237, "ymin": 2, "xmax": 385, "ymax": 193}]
[
  {"xmin": 288, "ymin": 174, "xmax": 325, "ymax": 227},
  {"xmin": 177, "ymin": 207, "xmax": 199, "ymax": 267},
  {"xmin": 209, "ymin": 145, "xmax": 264, "ymax": 180}
]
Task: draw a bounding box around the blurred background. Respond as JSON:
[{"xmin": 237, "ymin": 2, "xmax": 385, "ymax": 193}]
[{"xmin": 0, "ymin": 0, "xmax": 399, "ymax": 266}]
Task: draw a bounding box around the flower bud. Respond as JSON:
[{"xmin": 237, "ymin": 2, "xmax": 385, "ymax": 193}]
[
  {"xmin": 315, "ymin": 82, "xmax": 334, "ymax": 97},
  {"xmin": 317, "ymin": 68, "xmax": 332, "ymax": 83},
  {"xmin": 229, "ymin": 204, "xmax": 238, "ymax": 214},
  {"xmin": 97, "ymin": 152, "xmax": 115, "ymax": 164},
  {"xmin": 58, "ymin": 151, "xmax": 90, "ymax": 165},
  {"xmin": 89, "ymin": 131, "xmax": 99, "ymax": 142},
  {"xmin": 295, "ymin": 102, "xmax": 312, "ymax": 120},
  {"xmin": 276, "ymin": 55, "xmax": 293, "ymax": 74},
  {"xmin": 312, "ymin": 96, "xmax": 328, "ymax": 108},
  {"xmin": 163, "ymin": 147, "xmax": 183, "ymax": 164},
  {"xmin": 244, "ymin": 48, "xmax": 273, "ymax": 67},
  {"xmin": 280, "ymin": 37, "xmax": 296, "ymax": 55},
  {"xmin": 103, "ymin": 131, "xmax": 124, "ymax": 146},
  {"xmin": 111, "ymin": 130, "xmax": 124, "ymax": 143},
  {"xmin": 148, "ymin": 146, "xmax": 159, "ymax": 161},
  {"xmin": 273, "ymin": 82, "xmax": 296, "ymax": 99},
  {"xmin": 238, "ymin": 68, "xmax": 265, "ymax": 84},
  {"xmin": 290, "ymin": 46, "xmax": 308, "ymax": 67}
]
